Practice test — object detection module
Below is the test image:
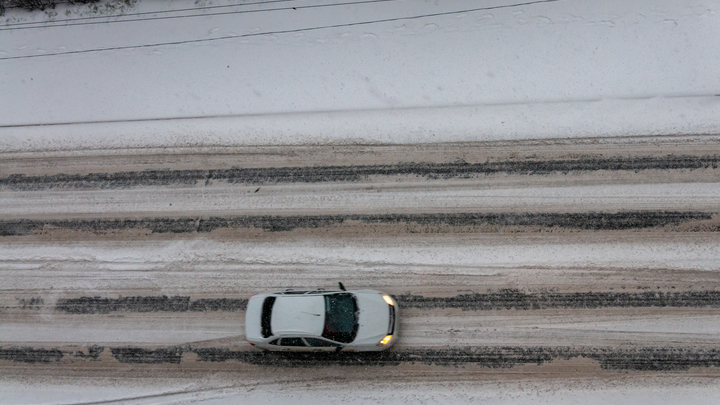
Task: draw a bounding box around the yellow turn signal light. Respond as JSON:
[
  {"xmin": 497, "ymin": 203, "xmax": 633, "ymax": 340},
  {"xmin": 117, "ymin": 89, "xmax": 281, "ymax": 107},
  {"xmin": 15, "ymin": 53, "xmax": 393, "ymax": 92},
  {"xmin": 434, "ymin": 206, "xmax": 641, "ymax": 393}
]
[
  {"xmin": 378, "ymin": 335, "xmax": 393, "ymax": 346},
  {"xmin": 382, "ymin": 295, "xmax": 394, "ymax": 306}
]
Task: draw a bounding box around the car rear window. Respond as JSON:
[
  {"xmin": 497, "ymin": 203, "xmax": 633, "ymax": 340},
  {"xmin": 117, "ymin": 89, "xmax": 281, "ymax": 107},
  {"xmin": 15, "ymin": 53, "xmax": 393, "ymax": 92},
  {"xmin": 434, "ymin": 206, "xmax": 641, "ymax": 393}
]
[
  {"xmin": 261, "ymin": 296, "xmax": 276, "ymax": 338},
  {"xmin": 321, "ymin": 293, "xmax": 358, "ymax": 344}
]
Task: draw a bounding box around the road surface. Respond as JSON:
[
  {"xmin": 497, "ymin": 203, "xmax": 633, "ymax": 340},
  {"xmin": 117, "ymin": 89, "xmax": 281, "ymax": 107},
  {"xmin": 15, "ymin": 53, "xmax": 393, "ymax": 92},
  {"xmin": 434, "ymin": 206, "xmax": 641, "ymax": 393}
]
[{"xmin": 1, "ymin": 135, "xmax": 719, "ymax": 402}]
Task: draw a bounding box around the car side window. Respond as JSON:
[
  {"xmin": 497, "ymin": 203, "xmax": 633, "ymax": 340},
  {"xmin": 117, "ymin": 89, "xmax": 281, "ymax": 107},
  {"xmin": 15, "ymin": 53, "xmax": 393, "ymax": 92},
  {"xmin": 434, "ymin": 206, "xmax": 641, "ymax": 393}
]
[
  {"xmin": 305, "ymin": 338, "xmax": 339, "ymax": 347},
  {"xmin": 269, "ymin": 339, "xmax": 279, "ymax": 345},
  {"xmin": 283, "ymin": 291, "xmax": 308, "ymax": 295},
  {"xmin": 281, "ymin": 337, "xmax": 306, "ymax": 347}
]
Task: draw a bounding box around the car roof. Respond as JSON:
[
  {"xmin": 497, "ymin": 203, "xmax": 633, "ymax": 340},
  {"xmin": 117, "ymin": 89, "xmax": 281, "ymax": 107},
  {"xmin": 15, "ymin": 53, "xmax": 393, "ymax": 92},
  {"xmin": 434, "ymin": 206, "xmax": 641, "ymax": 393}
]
[
  {"xmin": 271, "ymin": 295, "xmax": 325, "ymax": 336},
  {"xmin": 273, "ymin": 290, "xmax": 341, "ymax": 295}
]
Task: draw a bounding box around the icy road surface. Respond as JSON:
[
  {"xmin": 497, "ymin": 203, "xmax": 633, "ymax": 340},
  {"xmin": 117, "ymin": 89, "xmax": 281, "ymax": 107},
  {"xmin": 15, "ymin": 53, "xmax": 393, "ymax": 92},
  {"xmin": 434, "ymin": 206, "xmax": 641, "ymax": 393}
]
[{"xmin": 2, "ymin": 136, "xmax": 720, "ymax": 404}]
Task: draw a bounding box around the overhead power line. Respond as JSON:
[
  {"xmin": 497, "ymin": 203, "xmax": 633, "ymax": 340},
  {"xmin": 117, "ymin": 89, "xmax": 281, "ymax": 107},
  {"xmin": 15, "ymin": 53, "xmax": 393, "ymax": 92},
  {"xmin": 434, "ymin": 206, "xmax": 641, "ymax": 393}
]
[{"xmin": 0, "ymin": 0, "xmax": 561, "ymax": 61}]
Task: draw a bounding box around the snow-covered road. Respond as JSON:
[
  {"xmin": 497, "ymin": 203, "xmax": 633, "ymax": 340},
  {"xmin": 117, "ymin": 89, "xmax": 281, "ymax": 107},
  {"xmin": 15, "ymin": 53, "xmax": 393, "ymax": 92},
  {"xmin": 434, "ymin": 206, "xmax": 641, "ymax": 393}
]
[
  {"xmin": 2, "ymin": 137, "xmax": 719, "ymax": 377},
  {"xmin": 2, "ymin": 141, "xmax": 720, "ymax": 405}
]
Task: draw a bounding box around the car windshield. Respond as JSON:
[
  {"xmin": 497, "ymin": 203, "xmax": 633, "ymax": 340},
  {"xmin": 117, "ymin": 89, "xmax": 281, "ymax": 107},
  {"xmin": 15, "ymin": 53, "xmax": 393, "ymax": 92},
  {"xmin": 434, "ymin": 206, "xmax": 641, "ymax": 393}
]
[{"xmin": 321, "ymin": 293, "xmax": 358, "ymax": 344}]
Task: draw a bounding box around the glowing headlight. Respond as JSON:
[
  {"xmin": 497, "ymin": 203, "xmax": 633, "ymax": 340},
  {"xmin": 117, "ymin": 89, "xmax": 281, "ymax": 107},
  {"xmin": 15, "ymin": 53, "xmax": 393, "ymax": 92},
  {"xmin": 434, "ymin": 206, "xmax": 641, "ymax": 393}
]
[
  {"xmin": 382, "ymin": 295, "xmax": 394, "ymax": 306},
  {"xmin": 378, "ymin": 335, "xmax": 393, "ymax": 346}
]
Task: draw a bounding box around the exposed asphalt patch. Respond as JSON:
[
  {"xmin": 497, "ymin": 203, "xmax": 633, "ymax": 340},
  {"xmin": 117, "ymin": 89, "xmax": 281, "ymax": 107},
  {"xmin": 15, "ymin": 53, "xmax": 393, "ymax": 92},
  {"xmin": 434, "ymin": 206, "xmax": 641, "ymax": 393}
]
[
  {"xmin": 55, "ymin": 296, "xmax": 247, "ymax": 314},
  {"xmin": 73, "ymin": 345, "xmax": 104, "ymax": 361},
  {"xmin": 110, "ymin": 347, "xmax": 183, "ymax": 364},
  {"xmin": 2, "ymin": 155, "xmax": 718, "ymax": 191},
  {"xmin": 0, "ymin": 347, "xmax": 63, "ymax": 363},
  {"xmin": 1, "ymin": 211, "xmax": 715, "ymax": 236},
  {"xmin": 395, "ymin": 289, "xmax": 720, "ymax": 310},
  {"xmin": 17, "ymin": 297, "xmax": 43, "ymax": 310}
]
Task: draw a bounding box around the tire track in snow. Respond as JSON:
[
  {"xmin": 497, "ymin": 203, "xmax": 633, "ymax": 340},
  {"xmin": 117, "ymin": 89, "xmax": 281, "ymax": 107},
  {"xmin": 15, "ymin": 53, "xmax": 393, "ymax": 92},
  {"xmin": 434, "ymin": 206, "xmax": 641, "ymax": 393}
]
[
  {"xmin": 191, "ymin": 346, "xmax": 720, "ymax": 371},
  {"xmin": 47, "ymin": 290, "xmax": 720, "ymax": 314},
  {"xmin": 2, "ymin": 155, "xmax": 718, "ymax": 191},
  {"xmin": 54, "ymin": 296, "xmax": 247, "ymax": 314},
  {"xmin": 3, "ymin": 345, "xmax": 720, "ymax": 371},
  {"xmin": 1, "ymin": 211, "xmax": 715, "ymax": 236},
  {"xmin": 394, "ymin": 290, "xmax": 720, "ymax": 310}
]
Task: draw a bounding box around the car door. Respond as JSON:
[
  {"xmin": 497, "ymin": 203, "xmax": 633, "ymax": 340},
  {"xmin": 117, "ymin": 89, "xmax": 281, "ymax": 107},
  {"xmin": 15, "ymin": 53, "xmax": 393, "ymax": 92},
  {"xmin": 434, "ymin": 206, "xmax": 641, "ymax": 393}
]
[
  {"xmin": 278, "ymin": 337, "xmax": 310, "ymax": 351},
  {"xmin": 304, "ymin": 337, "xmax": 342, "ymax": 352}
]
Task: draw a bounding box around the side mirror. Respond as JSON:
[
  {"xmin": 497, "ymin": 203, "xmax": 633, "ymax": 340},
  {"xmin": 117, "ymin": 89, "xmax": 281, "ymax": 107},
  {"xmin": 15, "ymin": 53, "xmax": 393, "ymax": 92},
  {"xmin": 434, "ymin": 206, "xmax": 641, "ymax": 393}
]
[{"xmin": 338, "ymin": 282, "xmax": 346, "ymax": 291}]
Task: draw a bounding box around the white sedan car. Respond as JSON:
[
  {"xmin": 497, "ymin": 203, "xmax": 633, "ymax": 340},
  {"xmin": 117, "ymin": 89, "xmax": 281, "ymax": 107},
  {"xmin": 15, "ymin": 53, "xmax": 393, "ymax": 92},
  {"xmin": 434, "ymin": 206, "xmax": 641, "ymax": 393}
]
[{"xmin": 245, "ymin": 283, "xmax": 398, "ymax": 352}]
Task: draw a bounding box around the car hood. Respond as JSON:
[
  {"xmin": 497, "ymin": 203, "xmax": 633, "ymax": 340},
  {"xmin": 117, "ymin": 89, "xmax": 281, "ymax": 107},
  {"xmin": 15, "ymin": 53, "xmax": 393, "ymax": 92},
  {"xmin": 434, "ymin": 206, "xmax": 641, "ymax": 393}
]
[{"xmin": 353, "ymin": 291, "xmax": 391, "ymax": 345}]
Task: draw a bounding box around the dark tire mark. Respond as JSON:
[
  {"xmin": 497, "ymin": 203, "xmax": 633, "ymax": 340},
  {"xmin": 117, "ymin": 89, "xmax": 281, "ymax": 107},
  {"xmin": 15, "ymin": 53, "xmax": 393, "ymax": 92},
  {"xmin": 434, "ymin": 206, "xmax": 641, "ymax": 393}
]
[
  {"xmin": 352, "ymin": 212, "xmax": 715, "ymax": 232},
  {"xmin": 590, "ymin": 347, "xmax": 720, "ymax": 371},
  {"xmin": 2, "ymin": 155, "xmax": 718, "ymax": 191},
  {"xmin": 0, "ymin": 347, "xmax": 63, "ymax": 363},
  {"xmin": 110, "ymin": 347, "xmax": 182, "ymax": 364},
  {"xmin": 73, "ymin": 345, "xmax": 104, "ymax": 360},
  {"xmin": 55, "ymin": 296, "xmax": 247, "ymax": 314},
  {"xmin": 192, "ymin": 347, "xmax": 720, "ymax": 371},
  {"xmin": 52, "ymin": 290, "xmax": 720, "ymax": 314},
  {"xmin": 4, "ymin": 345, "xmax": 720, "ymax": 371},
  {"xmin": 170, "ymin": 346, "xmax": 720, "ymax": 371},
  {"xmin": 136, "ymin": 347, "xmax": 720, "ymax": 371},
  {"xmin": 56, "ymin": 296, "xmax": 190, "ymax": 314},
  {"xmin": 189, "ymin": 298, "xmax": 247, "ymax": 312},
  {"xmin": 17, "ymin": 296, "xmax": 43, "ymax": 310},
  {"xmin": 394, "ymin": 289, "xmax": 720, "ymax": 310},
  {"xmin": 2, "ymin": 211, "xmax": 714, "ymax": 237}
]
